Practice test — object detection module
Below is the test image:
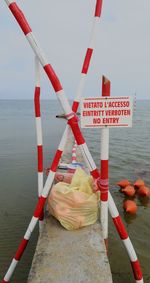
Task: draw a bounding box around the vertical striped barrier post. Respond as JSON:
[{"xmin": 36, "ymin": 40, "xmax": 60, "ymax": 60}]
[
  {"xmin": 34, "ymin": 56, "xmax": 44, "ymax": 230},
  {"xmin": 99, "ymin": 75, "xmax": 110, "ymax": 250}
]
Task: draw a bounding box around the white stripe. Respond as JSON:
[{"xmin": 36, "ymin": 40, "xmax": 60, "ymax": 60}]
[
  {"xmin": 4, "ymin": 259, "xmax": 18, "ymax": 282},
  {"xmin": 89, "ymin": 17, "xmax": 99, "ymax": 49},
  {"xmin": 72, "ymin": 153, "xmax": 76, "ymax": 157},
  {"xmin": 26, "ymin": 32, "xmax": 47, "ymax": 67},
  {"xmin": 57, "ymin": 90, "xmax": 73, "ymax": 117},
  {"xmin": 42, "ymin": 171, "xmax": 55, "ymax": 197},
  {"xmin": 101, "ymin": 128, "xmax": 109, "ymax": 160},
  {"xmin": 79, "ymin": 143, "xmax": 96, "ymax": 171},
  {"xmin": 24, "ymin": 216, "xmax": 38, "ymax": 240},
  {"xmin": 122, "ymin": 238, "xmax": 138, "ymax": 262},
  {"xmin": 35, "ymin": 56, "xmax": 40, "ymax": 87},
  {"xmin": 75, "ymin": 74, "xmax": 86, "ymax": 102},
  {"xmin": 35, "ymin": 117, "xmax": 43, "ymax": 145},
  {"xmin": 58, "ymin": 125, "xmax": 71, "ymax": 151},
  {"xmin": 38, "ymin": 172, "xmax": 43, "ymax": 197},
  {"xmin": 101, "ymin": 201, "xmax": 108, "ymax": 239},
  {"xmin": 108, "ymin": 192, "xmax": 119, "ymax": 218},
  {"xmin": 136, "ymin": 280, "xmax": 144, "ymax": 283},
  {"xmin": 4, "ymin": 0, "xmax": 14, "ymax": 5}
]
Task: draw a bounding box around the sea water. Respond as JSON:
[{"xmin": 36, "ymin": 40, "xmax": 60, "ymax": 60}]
[{"xmin": 0, "ymin": 100, "xmax": 149, "ymax": 282}]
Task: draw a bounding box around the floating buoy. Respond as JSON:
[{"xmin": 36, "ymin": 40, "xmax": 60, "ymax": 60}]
[
  {"xmin": 137, "ymin": 186, "xmax": 150, "ymax": 197},
  {"xmin": 134, "ymin": 179, "xmax": 145, "ymax": 188},
  {"xmin": 122, "ymin": 185, "xmax": 135, "ymax": 197},
  {"xmin": 117, "ymin": 179, "xmax": 130, "ymax": 188},
  {"xmin": 123, "ymin": 200, "xmax": 137, "ymax": 214}
]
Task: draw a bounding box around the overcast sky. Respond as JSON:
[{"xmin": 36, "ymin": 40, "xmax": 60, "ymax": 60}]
[{"xmin": 0, "ymin": 0, "xmax": 150, "ymax": 100}]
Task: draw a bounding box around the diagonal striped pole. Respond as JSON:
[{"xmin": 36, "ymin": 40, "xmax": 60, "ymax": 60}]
[
  {"xmin": 72, "ymin": 0, "xmax": 103, "ymax": 112},
  {"xmin": 34, "ymin": 56, "xmax": 44, "ymax": 230},
  {"xmin": 46, "ymin": 0, "xmax": 103, "ymax": 176},
  {"xmin": 108, "ymin": 192, "xmax": 143, "ymax": 283}
]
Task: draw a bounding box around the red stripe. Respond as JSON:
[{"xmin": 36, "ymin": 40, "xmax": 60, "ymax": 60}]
[
  {"xmin": 34, "ymin": 87, "xmax": 41, "ymax": 117},
  {"xmin": 100, "ymin": 160, "xmax": 108, "ymax": 200},
  {"xmin": 91, "ymin": 168, "xmax": 100, "ymax": 179},
  {"xmin": 95, "ymin": 0, "xmax": 103, "ymax": 17},
  {"xmin": 100, "ymin": 190, "xmax": 108, "ymax": 201},
  {"xmin": 2, "ymin": 280, "xmax": 8, "ymax": 283},
  {"xmin": 131, "ymin": 260, "xmax": 143, "ymax": 280},
  {"xmin": 44, "ymin": 64, "xmax": 62, "ymax": 92},
  {"xmin": 34, "ymin": 196, "xmax": 46, "ymax": 218},
  {"xmin": 72, "ymin": 101, "xmax": 79, "ymax": 113},
  {"xmin": 50, "ymin": 149, "xmax": 62, "ymax": 172},
  {"xmin": 15, "ymin": 239, "xmax": 28, "ymax": 261},
  {"xmin": 38, "ymin": 197, "xmax": 44, "ymax": 221},
  {"xmin": 9, "ymin": 3, "xmax": 32, "ymax": 35},
  {"xmin": 68, "ymin": 116, "xmax": 85, "ymax": 145},
  {"xmin": 102, "ymin": 75, "xmax": 111, "ymax": 97},
  {"xmin": 82, "ymin": 48, "xmax": 93, "ymax": 74},
  {"xmin": 72, "ymin": 156, "xmax": 76, "ymax": 160},
  {"xmin": 101, "ymin": 160, "xmax": 108, "ymax": 179},
  {"xmin": 37, "ymin": 145, "xmax": 43, "ymax": 172},
  {"xmin": 113, "ymin": 216, "xmax": 128, "ymax": 240}
]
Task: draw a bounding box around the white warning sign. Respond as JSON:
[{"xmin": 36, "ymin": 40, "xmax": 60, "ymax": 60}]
[{"xmin": 81, "ymin": 96, "xmax": 133, "ymax": 128}]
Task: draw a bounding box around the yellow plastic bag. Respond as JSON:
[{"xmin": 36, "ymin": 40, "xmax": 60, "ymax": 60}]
[{"xmin": 48, "ymin": 168, "xmax": 99, "ymax": 230}]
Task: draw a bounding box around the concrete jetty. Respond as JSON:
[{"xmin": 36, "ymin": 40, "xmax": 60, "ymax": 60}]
[{"xmin": 28, "ymin": 134, "xmax": 113, "ymax": 283}]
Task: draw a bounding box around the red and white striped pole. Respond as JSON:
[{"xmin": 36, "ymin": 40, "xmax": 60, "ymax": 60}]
[
  {"xmin": 71, "ymin": 141, "xmax": 77, "ymax": 164},
  {"xmin": 46, "ymin": 0, "xmax": 103, "ymax": 174},
  {"xmin": 99, "ymin": 76, "xmax": 110, "ymax": 250},
  {"xmin": 72, "ymin": 0, "xmax": 103, "ymax": 112},
  {"xmin": 34, "ymin": 56, "xmax": 44, "ymax": 229},
  {"xmin": 108, "ymin": 192, "xmax": 143, "ymax": 283}
]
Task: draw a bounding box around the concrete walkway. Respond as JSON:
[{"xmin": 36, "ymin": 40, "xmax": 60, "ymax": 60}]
[
  {"xmin": 28, "ymin": 215, "xmax": 112, "ymax": 283},
  {"xmin": 28, "ymin": 132, "xmax": 113, "ymax": 283}
]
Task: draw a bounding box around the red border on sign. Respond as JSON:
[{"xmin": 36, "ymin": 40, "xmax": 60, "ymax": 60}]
[{"xmin": 84, "ymin": 97, "xmax": 129, "ymax": 101}]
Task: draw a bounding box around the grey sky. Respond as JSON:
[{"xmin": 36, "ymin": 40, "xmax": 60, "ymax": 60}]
[{"xmin": 0, "ymin": 0, "xmax": 150, "ymax": 99}]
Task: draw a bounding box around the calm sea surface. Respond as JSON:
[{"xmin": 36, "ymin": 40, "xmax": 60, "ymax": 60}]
[{"xmin": 0, "ymin": 99, "xmax": 149, "ymax": 283}]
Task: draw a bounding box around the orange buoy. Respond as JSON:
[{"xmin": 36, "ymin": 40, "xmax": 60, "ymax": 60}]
[
  {"xmin": 122, "ymin": 185, "xmax": 135, "ymax": 197},
  {"xmin": 117, "ymin": 179, "xmax": 130, "ymax": 188},
  {"xmin": 134, "ymin": 179, "xmax": 145, "ymax": 188},
  {"xmin": 123, "ymin": 200, "xmax": 137, "ymax": 214},
  {"xmin": 137, "ymin": 186, "xmax": 150, "ymax": 197}
]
